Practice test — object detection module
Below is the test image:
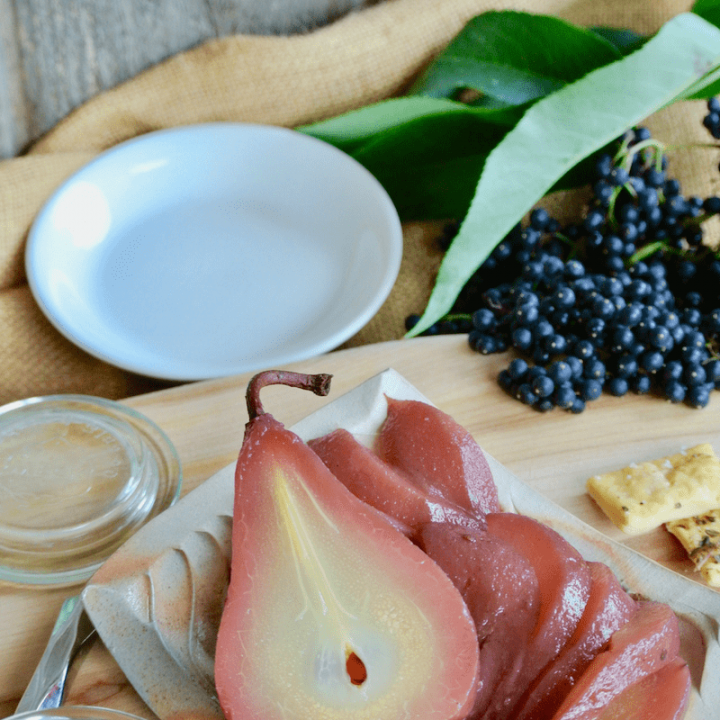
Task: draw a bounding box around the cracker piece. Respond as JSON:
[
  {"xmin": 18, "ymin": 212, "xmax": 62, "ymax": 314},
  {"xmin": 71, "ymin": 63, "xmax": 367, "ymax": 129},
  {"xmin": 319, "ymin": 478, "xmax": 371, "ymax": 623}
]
[
  {"xmin": 666, "ymin": 510, "xmax": 720, "ymax": 587},
  {"xmin": 586, "ymin": 443, "xmax": 720, "ymax": 535}
]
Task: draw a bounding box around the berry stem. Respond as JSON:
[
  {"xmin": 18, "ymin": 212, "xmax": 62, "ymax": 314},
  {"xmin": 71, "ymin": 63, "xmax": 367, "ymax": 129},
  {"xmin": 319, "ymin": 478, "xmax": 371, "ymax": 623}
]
[
  {"xmin": 607, "ymin": 186, "xmax": 624, "ymax": 225},
  {"xmin": 627, "ymin": 240, "xmax": 666, "ymax": 265},
  {"xmin": 664, "ymin": 141, "xmax": 720, "ymax": 152}
]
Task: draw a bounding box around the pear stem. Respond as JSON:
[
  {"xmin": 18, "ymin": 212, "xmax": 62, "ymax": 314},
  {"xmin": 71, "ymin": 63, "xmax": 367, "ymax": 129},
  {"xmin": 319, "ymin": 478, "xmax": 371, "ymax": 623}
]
[{"xmin": 246, "ymin": 370, "xmax": 333, "ymax": 421}]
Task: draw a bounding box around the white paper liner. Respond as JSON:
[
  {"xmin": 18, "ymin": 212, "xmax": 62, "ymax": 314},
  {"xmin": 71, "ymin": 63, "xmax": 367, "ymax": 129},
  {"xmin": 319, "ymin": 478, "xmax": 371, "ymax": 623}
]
[{"xmin": 82, "ymin": 369, "xmax": 720, "ymax": 720}]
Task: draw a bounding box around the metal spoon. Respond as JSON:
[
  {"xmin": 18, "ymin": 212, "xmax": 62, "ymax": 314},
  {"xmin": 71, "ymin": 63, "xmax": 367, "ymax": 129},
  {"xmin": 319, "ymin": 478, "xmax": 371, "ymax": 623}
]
[{"xmin": 16, "ymin": 595, "xmax": 96, "ymax": 713}]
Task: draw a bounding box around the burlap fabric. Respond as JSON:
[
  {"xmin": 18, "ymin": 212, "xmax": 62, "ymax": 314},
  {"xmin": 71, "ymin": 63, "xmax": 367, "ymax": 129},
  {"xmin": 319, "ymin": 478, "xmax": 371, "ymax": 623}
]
[{"xmin": 0, "ymin": 0, "xmax": 710, "ymax": 404}]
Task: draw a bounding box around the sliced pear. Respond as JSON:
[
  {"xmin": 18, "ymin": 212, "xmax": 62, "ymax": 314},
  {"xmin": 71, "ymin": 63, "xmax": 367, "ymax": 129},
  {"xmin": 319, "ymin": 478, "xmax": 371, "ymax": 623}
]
[
  {"xmin": 214, "ymin": 371, "xmax": 480, "ymax": 720},
  {"xmin": 376, "ymin": 397, "xmax": 500, "ymax": 518},
  {"xmin": 595, "ymin": 658, "xmax": 690, "ymax": 720},
  {"xmin": 418, "ymin": 522, "xmax": 541, "ymax": 720},
  {"xmin": 485, "ymin": 512, "xmax": 592, "ymax": 716},
  {"xmin": 515, "ymin": 562, "xmax": 638, "ymax": 720},
  {"xmin": 550, "ymin": 601, "xmax": 682, "ymax": 720},
  {"xmin": 309, "ymin": 427, "xmax": 483, "ymax": 541}
]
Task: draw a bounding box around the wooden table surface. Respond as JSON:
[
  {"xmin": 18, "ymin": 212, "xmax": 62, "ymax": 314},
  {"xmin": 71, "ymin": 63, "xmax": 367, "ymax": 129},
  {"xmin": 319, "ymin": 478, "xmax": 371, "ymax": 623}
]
[{"xmin": 1, "ymin": 334, "xmax": 718, "ymax": 718}]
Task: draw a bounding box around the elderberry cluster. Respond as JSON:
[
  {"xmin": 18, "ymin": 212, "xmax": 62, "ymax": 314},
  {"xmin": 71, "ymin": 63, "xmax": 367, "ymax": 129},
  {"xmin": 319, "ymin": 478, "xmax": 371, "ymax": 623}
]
[{"xmin": 407, "ymin": 101, "xmax": 720, "ymax": 412}]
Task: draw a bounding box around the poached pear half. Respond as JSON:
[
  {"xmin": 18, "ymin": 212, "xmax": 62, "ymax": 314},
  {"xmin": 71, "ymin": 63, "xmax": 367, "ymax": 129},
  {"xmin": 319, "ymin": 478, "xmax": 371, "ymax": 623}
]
[{"xmin": 214, "ymin": 371, "xmax": 480, "ymax": 720}]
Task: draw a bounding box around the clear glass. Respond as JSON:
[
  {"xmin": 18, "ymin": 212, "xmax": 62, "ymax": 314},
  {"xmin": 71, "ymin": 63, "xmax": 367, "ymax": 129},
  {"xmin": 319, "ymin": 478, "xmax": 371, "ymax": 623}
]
[{"xmin": 0, "ymin": 395, "xmax": 181, "ymax": 586}]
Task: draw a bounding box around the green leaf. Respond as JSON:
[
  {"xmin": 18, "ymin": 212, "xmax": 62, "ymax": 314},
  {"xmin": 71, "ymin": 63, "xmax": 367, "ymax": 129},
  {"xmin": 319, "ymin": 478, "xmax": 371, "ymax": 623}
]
[
  {"xmin": 590, "ymin": 26, "xmax": 647, "ymax": 55},
  {"xmin": 409, "ymin": 11, "xmax": 622, "ymax": 106},
  {"xmin": 347, "ymin": 117, "xmax": 614, "ymax": 220},
  {"xmin": 693, "ymin": 0, "xmax": 720, "ymax": 29},
  {"xmin": 679, "ymin": 64, "xmax": 720, "ymax": 99},
  {"xmin": 408, "ymin": 12, "xmax": 720, "ymax": 336},
  {"xmin": 298, "ymin": 96, "xmax": 519, "ymax": 162},
  {"xmin": 300, "ymin": 98, "xmax": 520, "ymax": 220},
  {"xmin": 693, "ymin": 0, "xmax": 720, "ymax": 99},
  {"xmin": 351, "ymin": 113, "xmax": 507, "ymax": 219},
  {"xmin": 298, "ymin": 97, "xmax": 466, "ymax": 153}
]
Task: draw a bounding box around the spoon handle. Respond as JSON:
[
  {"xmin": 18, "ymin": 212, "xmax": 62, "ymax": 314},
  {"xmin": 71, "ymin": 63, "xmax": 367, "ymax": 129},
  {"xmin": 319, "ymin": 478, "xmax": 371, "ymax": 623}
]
[{"xmin": 15, "ymin": 595, "xmax": 96, "ymax": 713}]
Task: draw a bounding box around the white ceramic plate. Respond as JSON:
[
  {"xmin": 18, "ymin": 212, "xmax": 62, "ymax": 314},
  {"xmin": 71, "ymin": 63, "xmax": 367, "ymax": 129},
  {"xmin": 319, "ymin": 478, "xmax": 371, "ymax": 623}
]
[
  {"xmin": 83, "ymin": 370, "xmax": 720, "ymax": 720},
  {"xmin": 26, "ymin": 124, "xmax": 403, "ymax": 380}
]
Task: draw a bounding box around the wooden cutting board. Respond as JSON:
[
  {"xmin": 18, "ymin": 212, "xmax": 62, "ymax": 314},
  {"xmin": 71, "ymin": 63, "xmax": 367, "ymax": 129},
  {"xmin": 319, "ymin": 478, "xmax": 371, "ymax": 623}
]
[{"xmin": 2, "ymin": 334, "xmax": 718, "ymax": 719}]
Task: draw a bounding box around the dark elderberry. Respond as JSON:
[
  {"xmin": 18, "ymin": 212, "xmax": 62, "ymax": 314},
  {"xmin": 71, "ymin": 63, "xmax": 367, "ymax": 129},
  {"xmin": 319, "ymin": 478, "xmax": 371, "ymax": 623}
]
[
  {"xmin": 547, "ymin": 360, "xmax": 572, "ymax": 385},
  {"xmin": 579, "ymin": 379, "xmax": 603, "ymax": 401},
  {"xmin": 512, "ymin": 327, "xmax": 533, "ymax": 351},
  {"xmin": 570, "ymin": 397, "xmax": 587, "ymax": 413},
  {"xmin": 687, "ymin": 384, "xmax": 712, "ymax": 408},
  {"xmin": 607, "ymin": 377, "xmax": 629, "ymax": 396},
  {"xmin": 554, "ymin": 383, "xmax": 577, "ymax": 409},
  {"xmin": 508, "ymin": 357, "xmax": 529, "ymax": 381},
  {"xmin": 703, "ymin": 97, "xmax": 720, "ymax": 139},
  {"xmin": 407, "ymin": 120, "xmax": 720, "ymax": 413},
  {"xmin": 706, "ymin": 358, "xmax": 720, "ymax": 384},
  {"xmin": 665, "ymin": 380, "xmax": 686, "ymax": 403},
  {"xmin": 516, "ymin": 383, "xmax": 538, "ymax": 406},
  {"xmin": 631, "ymin": 375, "xmax": 652, "ymax": 394},
  {"xmin": 531, "ymin": 374, "xmax": 555, "ymax": 398}
]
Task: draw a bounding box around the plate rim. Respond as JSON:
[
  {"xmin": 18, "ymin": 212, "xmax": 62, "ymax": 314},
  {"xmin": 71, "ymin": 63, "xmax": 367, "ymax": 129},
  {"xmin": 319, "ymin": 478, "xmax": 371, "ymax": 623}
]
[{"xmin": 25, "ymin": 122, "xmax": 403, "ymax": 381}]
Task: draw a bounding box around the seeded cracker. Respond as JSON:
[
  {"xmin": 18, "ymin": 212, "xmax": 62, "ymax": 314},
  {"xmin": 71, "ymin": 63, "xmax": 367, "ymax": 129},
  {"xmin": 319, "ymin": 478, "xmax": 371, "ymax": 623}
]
[
  {"xmin": 666, "ymin": 511, "xmax": 720, "ymax": 587},
  {"xmin": 586, "ymin": 443, "xmax": 720, "ymax": 535}
]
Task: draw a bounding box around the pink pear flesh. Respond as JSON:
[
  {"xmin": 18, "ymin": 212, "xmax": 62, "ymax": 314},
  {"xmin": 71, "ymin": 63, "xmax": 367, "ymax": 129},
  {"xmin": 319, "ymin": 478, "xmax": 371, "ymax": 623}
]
[
  {"xmin": 418, "ymin": 522, "xmax": 541, "ymax": 720},
  {"xmin": 485, "ymin": 512, "xmax": 592, "ymax": 716},
  {"xmin": 214, "ymin": 413, "xmax": 480, "ymax": 720},
  {"xmin": 549, "ymin": 601, "xmax": 681, "ymax": 720},
  {"xmin": 514, "ymin": 562, "xmax": 638, "ymax": 720},
  {"xmin": 375, "ymin": 397, "xmax": 500, "ymax": 518},
  {"xmin": 309, "ymin": 428, "xmax": 483, "ymax": 541},
  {"xmin": 594, "ymin": 658, "xmax": 690, "ymax": 720}
]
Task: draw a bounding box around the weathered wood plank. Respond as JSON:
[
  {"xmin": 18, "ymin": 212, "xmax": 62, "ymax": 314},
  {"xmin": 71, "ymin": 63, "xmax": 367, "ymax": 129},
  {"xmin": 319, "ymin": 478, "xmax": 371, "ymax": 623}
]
[
  {"xmin": 0, "ymin": 0, "xmax": 373, "ymax": 158},
  {"xmin": 0, "ymin": 0, "xmax": 26, "ymax": 157}
]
